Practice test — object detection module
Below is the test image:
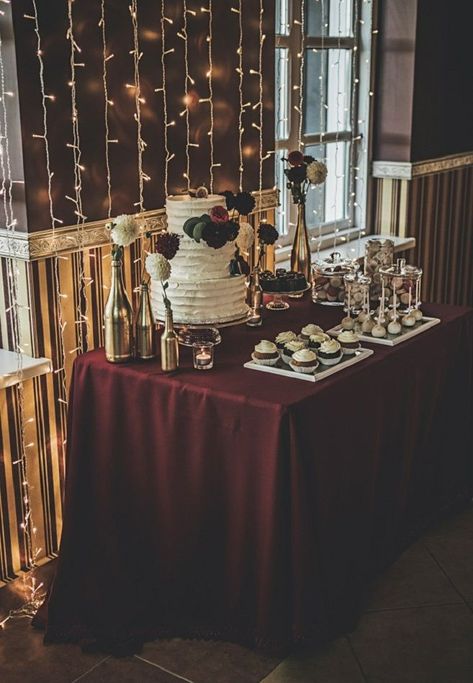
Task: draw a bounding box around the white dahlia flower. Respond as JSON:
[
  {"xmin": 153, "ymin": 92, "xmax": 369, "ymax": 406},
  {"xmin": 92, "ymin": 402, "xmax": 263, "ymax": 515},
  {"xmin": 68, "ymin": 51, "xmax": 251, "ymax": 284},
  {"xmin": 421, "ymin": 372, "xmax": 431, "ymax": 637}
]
[
  {"xmin": 146, "ymin": 253, "xmax": 171, "ymax": 282},
  {"xmin": 110, "ymin": 214, "xmax": 140, "ymax": 247},
  {"xmin": 307, "ymin": 160, "xmax": 328, "ymax": 186},
  {"xmin": 236, "ymin": 221, "xmax": 255, "ymax": 254}
]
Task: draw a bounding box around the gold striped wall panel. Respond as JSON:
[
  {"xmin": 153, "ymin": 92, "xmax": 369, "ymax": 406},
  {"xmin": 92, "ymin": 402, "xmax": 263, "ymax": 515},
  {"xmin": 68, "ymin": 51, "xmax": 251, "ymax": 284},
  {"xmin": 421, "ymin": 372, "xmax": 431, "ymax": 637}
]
[{"xmin": 0, "ymin": 206, "xmax": 275, "ymax": 585}]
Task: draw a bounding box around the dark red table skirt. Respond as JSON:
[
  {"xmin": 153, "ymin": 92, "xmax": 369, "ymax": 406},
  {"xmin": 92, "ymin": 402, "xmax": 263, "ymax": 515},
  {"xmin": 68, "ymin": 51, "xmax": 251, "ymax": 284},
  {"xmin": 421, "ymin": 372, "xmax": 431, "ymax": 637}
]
[{"xmin": 34, "ymin": 300, "xmax": 473, "ymax": 653}]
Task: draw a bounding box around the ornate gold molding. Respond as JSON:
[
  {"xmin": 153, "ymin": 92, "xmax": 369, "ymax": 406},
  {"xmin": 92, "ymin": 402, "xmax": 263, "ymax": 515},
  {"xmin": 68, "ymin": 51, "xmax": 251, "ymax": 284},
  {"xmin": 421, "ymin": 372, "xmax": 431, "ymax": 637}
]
[
  {"xmin": 0, "ymin": 188, "xmax": 279, "ymax": 261},
  {"xmin": 372, "ymin": 151, "xmax": 473, "ymax": 180}
]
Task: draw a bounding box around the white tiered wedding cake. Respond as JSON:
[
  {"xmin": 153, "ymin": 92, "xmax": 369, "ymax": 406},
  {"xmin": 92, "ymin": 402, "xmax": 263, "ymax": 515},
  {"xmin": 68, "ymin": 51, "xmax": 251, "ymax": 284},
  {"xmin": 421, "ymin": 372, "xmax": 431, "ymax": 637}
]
[{"xmin": 150, "ymin": 194, "xmax": 249, "ymax": 325}]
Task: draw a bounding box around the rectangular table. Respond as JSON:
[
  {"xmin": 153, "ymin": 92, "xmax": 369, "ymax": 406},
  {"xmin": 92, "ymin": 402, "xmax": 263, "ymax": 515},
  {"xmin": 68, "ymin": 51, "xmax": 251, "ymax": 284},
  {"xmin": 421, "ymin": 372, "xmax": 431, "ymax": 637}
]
[{"xmin": 34, "ymin": 300, "xmax": 473, "ymax": 654}]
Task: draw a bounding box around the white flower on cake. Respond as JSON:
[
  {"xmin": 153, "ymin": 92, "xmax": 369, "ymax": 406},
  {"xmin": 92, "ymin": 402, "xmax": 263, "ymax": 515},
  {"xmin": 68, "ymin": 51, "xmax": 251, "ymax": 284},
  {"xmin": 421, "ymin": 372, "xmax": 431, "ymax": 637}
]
[
  {"xmin": 236, "ymin": 222, "xmax": 255, "ymax": 254},
  {"xmin": 108, "ymin": 214, "xmax": 140, "ymax": 247},
  {"xmin": 146, "ymin": 253, "xmax": 171, "ymax": 282},
  {"xmin": 307, "ymin": 160, "xmax": 328, "ymax": 186}
]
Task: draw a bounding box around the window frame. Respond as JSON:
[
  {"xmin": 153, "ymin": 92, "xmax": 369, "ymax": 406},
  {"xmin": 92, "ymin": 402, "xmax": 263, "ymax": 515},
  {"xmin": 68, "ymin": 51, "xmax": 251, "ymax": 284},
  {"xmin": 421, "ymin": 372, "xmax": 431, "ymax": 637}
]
[{"xmin": 275, "ymin": 0, "xmax": 374, "ymax": 252}]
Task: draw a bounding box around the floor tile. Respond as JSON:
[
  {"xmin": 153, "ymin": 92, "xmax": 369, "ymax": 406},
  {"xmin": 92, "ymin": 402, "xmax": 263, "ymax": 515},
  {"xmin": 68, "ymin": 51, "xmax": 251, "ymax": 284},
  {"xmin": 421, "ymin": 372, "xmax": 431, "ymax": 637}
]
[
  {"xmin": 0, "ymin": 619, "xmax": 106, "ymax": 683},
  {"xmin": 364, "ymin": 542, "xmax": 462, "ymax": 611},
  {"xmin": 423, "ymin": 507, "xmax": 473, "ymax": 602},
  {"xmin": 349, "ymin": 603, "xmax": 473, "ymax": 683},
  {"xmin": 139, "ymin": 638, "xmax": 280, "ymax": 683},
  {"xmin": 81, "ymin": 657, "xmax": 180, "ymax": 682},
  {"xmin": 260, "ymin": 637, "xmax": 365, "ymax": 683}
]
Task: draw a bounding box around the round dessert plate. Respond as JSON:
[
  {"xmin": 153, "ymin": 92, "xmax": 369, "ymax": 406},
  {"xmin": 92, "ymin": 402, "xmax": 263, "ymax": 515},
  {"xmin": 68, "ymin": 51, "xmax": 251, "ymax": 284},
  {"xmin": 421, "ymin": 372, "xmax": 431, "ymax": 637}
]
[{"xmin": 178, "ymin": 327, "xmax": 222, "ymax": 347}]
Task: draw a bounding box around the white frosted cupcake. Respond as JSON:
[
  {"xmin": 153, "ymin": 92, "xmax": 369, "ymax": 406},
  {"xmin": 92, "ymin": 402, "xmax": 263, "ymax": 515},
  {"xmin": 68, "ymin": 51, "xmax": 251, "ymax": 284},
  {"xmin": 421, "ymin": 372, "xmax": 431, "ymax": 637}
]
[
  {"xmin": 252, "ymin": 340, "xmax": 279, "ymax": 366},
  {"xmin": 300, "ymin": 324, "xmax": 324, "ymax": 343},
  {"xmin": 290, "ymin": 348, "xmax": 319, "ymax": 374},
  {"xmin": 337, "ymin": 329, "xmax": 360, "ymax": 355},
  {"xmin": 318, "ymin": 338, "xmax": 343, "ymax": 366},
  {"xmin": 282, "ymin": 339, "xmax": 305, "ymax": 365},
  {"xmin": 308, "ymin": 332, "xmax": 330, "ymax": 351},
  {"xmin": 275, "ymin": 330, "xmax": 297, "ymax": 353}
]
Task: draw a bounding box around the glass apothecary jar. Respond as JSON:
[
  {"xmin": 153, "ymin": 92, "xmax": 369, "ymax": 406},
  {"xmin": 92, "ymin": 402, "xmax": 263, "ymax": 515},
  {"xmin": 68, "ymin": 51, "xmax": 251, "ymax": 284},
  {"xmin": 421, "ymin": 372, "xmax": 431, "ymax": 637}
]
[
  {"xmin": 364, "ymin": 238, "xmax": 394, "ymax": 307},
  {"xmin": 379, "ymin": 258, "xmax": 423, "ymax": 322},
  {"xmin": 312, "ymin": 252, "xmax": 359, "ymax": 306},
  {"xmin": 344, "ymin": 272, "xmax": 371, "ymax": 316}
]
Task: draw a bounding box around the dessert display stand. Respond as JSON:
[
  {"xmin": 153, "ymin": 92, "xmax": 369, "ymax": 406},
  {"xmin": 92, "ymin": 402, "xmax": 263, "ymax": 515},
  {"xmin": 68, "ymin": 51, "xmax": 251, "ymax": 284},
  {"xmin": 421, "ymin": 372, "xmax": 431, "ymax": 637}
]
[{"xmin": 265, "ymin": 285, "xmax": 311, "ymax": 311}]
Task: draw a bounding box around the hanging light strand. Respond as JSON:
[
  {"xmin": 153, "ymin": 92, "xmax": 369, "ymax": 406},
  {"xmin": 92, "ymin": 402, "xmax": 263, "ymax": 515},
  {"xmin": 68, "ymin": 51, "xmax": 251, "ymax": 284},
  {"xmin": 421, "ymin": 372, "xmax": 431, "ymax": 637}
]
[
  {"xmin": 130, "ymin": 0, "xmax": 144, "ymax": 212},
  {"xmin": 0, "ymin": 27, "xmax": 43, "ymax": 629},
  {"xmin": 99, "ymin": 0, "xmax": 112, "ymax": 217},
  {"xmin": 31, "ymin": 0, "xmax": 68, "ymax": 415},
  {"xmin": 258, "ymin": 2, "xmax": 264, "ymax": 196},
  {"xmin": 207, "ymin": 0, "xmax": 215, "ymax": 193},
  {"xmin": 297, "ymin": 0, "xmax": 305, "ymax": 148},
  {"xmin": 66, "ymin": 0, "xmax": 87, "ymax": 354},
  {"xmin": 236, "ymin": 1, "xmax": 244, "ymax": 191},
  {"xmin": 160, "ymin": 0, "xmax": 170, "ymax": 195},
  {"xmin": 182, "ymin": 0, "xmax": 191, "ymax": 189},
  {"xmin": 317, "ymin": 0, "xmax": 326, "ymax": 256}
]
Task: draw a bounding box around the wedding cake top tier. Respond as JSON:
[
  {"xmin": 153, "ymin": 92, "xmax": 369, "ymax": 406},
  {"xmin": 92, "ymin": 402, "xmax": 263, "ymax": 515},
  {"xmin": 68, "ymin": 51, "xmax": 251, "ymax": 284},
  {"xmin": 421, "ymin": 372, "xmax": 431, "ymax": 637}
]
[{"xmin": 166, "ymin": 194, "xmax": 225, "ymax": 235}]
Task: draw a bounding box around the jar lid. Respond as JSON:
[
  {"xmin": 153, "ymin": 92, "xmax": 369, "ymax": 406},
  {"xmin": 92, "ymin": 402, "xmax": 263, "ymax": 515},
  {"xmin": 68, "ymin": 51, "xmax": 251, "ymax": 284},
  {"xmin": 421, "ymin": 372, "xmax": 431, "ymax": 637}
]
[
  {"xmin": 379, "ymin": 258, "xmax": 422, "ymax": 279},
  {"xmin": 313, "ymin": 251, "xmax": 359, "ymax": 276}
]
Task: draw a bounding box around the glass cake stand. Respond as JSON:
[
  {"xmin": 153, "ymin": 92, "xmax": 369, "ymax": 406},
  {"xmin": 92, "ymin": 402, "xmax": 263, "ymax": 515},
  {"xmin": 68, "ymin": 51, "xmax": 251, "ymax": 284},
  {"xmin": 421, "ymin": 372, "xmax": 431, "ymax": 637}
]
[{"xmin": 265, "ymin": 285, "xmax": 311, "ymax": 311}]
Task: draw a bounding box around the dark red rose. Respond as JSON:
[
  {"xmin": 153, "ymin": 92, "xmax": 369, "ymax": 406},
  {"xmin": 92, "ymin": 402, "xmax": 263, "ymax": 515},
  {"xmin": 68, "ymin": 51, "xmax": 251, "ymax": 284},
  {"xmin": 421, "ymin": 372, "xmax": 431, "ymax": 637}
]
[
  {"xmin": 202, "ymin": 223, "xmax": 228, "ymax": 249},
  {"xmin": 223, "ymin": 220, "xmax": 239, "ymax": 241},
  {"xmin": 287, "ymin": 150, "xmax": 305, "ymax": 166},
  {"xmin": 155, "ymin": 232, "xmax": 180, "ymax": 260},
  {"xmin": 210, "ymin": 205, "xmax": 229, "ymax": 224}
]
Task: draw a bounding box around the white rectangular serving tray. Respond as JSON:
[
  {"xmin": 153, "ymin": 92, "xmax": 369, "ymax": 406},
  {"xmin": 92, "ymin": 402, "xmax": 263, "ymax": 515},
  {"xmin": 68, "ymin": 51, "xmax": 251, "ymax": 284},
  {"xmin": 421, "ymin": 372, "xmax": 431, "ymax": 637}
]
[
  {"xmin": 244, "ymin": 347, "xmax": 374, "ymax": 383},
  {"xmin": 326, "ymin": 316, "xmax": 441, "ymax": 347}
]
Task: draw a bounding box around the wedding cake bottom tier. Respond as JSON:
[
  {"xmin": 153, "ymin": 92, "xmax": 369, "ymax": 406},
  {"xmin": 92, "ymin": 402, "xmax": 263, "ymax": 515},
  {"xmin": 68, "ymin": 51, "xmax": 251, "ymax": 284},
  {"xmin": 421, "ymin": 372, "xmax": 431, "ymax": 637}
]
[{"xmin": 150, "ymin": 275, "xmax": 249, "ymax": 325}]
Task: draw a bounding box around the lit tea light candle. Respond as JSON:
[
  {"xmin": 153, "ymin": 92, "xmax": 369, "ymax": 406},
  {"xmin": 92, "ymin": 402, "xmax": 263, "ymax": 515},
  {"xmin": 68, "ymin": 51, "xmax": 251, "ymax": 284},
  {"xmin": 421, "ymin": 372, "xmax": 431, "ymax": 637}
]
[{"xmin": 192, "ymin": 342, "xmax": 214, "ymax": 370}]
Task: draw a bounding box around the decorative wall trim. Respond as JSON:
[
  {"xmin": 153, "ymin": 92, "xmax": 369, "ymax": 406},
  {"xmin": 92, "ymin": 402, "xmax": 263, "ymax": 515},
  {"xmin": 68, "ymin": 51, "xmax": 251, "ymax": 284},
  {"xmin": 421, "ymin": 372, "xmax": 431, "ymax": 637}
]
[
  {"xmin": 0, "ymin": 188, "xmax": 279, "ymax": 261},
  {"xmin": 372, "ymin": 151, "xmax": 473, "ymax": 180},
  {"xmin": 372, "ymin": 161, "xmax": 413, "ymax": 180}
]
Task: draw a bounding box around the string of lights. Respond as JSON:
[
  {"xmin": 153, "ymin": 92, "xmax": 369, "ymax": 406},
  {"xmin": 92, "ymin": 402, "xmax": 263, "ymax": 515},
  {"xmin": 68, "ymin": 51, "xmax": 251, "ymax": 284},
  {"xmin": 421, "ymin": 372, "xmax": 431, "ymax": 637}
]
[
  {"xmin": 0, "ymin": 23, "xmax": 43, "ymax": 629},
  {"xmin": 316, "ymin": 0, "xmax": 327, "ymax": 256},
  {"xmin": 257, "ymin": 2, "xmax": 264, "ymax": 196},
  {"xmin": 30, "ymin": 0, "xmax": 69, "ymax": 420},
  {"xmin": 130, "ymin": 0, "xmax": 145, "ymax": 212},
  {"xmin": 66, "ymin": 0, "xmax": 88, "ymax": 354},
  {"xmin": 182, "ymin": 0, "xmax": 191, "ymax": 189},
  {"xmin": 199, "ymin": 2, "xmax": 216, "ymax": 193},
  {"xmin": 159, "ymin": 1, "xmax": 174, "ymax": 195},
  {"xmin": 235, "ymin": 1, "xmax": 244, "ymax": 191},
  {"xmin": 99, "ymin": 0, "xmax": 112, "ymax": 218},
  {"xmin": 297, "ymin": 0, "xmax": 305, "ymax": 148}
]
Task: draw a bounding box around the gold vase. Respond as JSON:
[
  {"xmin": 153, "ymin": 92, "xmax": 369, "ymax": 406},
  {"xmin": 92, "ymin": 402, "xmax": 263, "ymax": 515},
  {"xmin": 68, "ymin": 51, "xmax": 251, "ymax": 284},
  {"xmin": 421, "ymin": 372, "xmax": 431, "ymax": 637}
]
[
  {"xmin": 135, "ymin": 283, "xmax": 156, "ymax": 360},
  {"xmin": 104, "ymin": 257, "xmax": 133, "ymax": 363},
  {"xmin": 250, "ymin": 267, "xmax": 263, "ymax": 310},
  {"xmin": 160, "ymin": 307, "xmax": 179, "ymax": 372},
  {"xmin": 290, "ymin": 202, "xmax": 312, "ymax": 282}
]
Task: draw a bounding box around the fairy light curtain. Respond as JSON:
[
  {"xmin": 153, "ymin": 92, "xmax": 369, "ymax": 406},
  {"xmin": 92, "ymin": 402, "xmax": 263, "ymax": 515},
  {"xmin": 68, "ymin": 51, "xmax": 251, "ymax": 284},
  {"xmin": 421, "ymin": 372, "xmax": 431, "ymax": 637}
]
[{"xmin": 10, "ymin": 0, "xmax": 275, "ymax": 232}]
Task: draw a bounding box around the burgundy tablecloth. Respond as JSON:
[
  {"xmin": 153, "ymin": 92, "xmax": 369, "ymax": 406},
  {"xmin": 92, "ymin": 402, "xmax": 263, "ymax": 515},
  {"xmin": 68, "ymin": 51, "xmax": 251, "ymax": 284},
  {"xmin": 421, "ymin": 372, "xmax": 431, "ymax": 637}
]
[{"xmin": 34, "ymin": 300, "xmax": 473, "ymax": 653}]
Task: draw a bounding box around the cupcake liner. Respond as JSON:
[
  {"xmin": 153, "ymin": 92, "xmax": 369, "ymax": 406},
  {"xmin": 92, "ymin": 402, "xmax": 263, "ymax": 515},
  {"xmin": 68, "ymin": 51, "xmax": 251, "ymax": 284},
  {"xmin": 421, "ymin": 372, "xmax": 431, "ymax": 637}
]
[
  {"xmin": 318, "ymin": 353, "xmax": 342, "ymax": 366},
  {"xmin": 251, "ymin": 352, "xmax": 279, "ymax": 367},
  {"xmin": 289, "ymin": 360, "xmax": 319, "ymax": 374}
]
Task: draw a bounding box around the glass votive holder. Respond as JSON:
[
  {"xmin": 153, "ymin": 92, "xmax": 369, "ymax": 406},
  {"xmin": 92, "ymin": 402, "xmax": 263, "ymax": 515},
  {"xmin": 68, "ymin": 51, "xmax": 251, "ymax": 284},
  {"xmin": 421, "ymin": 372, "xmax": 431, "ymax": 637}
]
[{"xmin": 192, "ymin": 342, "xmax": 214, "ymax": 370}]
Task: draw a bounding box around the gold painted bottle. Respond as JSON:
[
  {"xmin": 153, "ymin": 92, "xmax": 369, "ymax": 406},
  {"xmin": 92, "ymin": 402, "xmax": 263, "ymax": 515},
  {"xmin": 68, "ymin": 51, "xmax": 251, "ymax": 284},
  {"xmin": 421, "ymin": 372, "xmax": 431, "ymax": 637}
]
[
  {"xmin": 160, "ymin": 307, "xmax": 179, "ymax": 372},
  {"xmin": 135, "ymin": 283, "xmax": 156, "ymax": 360},
  {"xmin": 290, "ymin": 202, "xmax": 311, "ymax": 282},
  {"xmin": 104, "ymin": 258, "xmax": 133, "ymax": 363}
]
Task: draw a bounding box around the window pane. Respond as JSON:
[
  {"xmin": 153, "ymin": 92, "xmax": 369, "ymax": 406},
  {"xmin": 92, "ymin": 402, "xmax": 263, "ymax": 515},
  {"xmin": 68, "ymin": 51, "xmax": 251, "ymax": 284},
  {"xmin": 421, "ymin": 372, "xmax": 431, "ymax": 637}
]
[
  {"xmin": 275, "ymin": 48, "xmax": 289, "ymax": 141},
  {"xmin": 304, "ymin": 48, "xmax": 352, "ymax": 135},
  {"xmin": 306, "ymin": 0, "xmax": 353, "ymax": 38},
  {"xmin": 276, "ymin": 0, "xmax": 290, "ymax": 35},
  {"xmin": 305, "ymin": 142, "xmax": 350, "ymax": 226}
]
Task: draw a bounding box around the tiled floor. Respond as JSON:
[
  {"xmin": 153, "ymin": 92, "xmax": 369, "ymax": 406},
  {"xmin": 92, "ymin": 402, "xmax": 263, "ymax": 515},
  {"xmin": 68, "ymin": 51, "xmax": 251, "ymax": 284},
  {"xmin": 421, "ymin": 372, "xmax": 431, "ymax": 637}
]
[{"xmin": 1, "ymin": 503, "xmax": 473, "ymax": 683}]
